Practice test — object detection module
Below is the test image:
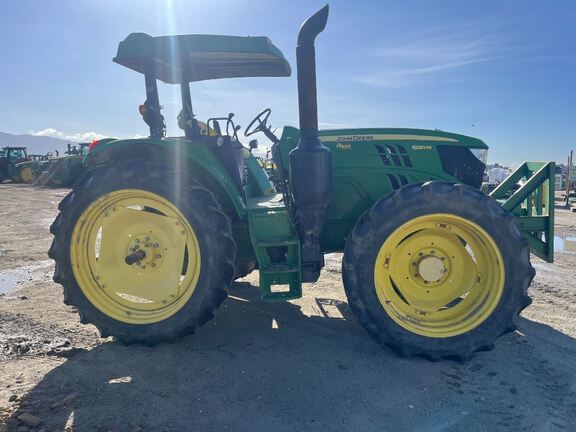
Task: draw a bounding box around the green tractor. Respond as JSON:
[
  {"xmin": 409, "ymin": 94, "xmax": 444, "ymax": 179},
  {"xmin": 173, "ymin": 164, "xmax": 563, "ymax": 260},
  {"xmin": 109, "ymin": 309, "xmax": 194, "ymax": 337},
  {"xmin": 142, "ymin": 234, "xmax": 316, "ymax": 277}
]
[
  {"xmin": 0, "ymin": 146, "xmax": 30, "ymax": 182},
  {"xmin": 37, "ymin": 143, "xmax": 89, "ymax": 187},
  {"xmin": 49, "ymin": 6, "xmax": 555, "ymax": 359},
  {"xmin": 13, "ymin": 152, "xmax": 53, "ymax": 184}
]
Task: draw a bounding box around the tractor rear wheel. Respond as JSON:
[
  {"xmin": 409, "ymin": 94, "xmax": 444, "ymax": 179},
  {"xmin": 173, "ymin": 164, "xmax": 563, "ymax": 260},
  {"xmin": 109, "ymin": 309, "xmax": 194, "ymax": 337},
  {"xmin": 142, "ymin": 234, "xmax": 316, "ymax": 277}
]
[
  {"xmin": 342, "ymin": 181, "xmax": 534, "ymax": 359},
  {"xmin": 49, "ymin": 160, "xmax": 235, "ymax": 344},
  {"xmin": 18, "ymin": 166, "xmax": 35, "ymax": 183}
]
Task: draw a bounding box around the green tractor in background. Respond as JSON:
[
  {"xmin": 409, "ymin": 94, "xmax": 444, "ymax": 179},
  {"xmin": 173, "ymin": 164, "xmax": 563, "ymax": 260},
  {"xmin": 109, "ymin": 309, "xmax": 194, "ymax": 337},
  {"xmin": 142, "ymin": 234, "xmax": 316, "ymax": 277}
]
[
  {"xmin": 13, "ymin": 152, "xmax": 53, "ymax": 184},
  {"xmin": 49, "ymin": 6, "xmax": 555, "ymax": 359},
  {"xmin": 0, "ymin": 146, "xmax": 30, "ymax": 182},
  {"xmin": 36, "ymin": 143, "xmax": 89, "ymax": 187}
]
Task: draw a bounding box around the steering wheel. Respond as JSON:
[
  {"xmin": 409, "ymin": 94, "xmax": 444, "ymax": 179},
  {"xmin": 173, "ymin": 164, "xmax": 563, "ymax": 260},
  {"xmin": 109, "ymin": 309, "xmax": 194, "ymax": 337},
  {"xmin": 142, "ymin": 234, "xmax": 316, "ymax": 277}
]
[{"xmin": 245, "ymin": 108, "xmax": 272, "ymax": 137}]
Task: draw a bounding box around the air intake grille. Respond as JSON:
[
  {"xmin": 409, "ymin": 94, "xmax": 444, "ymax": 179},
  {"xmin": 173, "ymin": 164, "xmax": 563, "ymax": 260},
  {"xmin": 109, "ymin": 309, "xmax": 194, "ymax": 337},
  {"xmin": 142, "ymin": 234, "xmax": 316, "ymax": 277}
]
[
  {"xmin": 375, "ymin": 144, "xmax": 413, "ymax": 168},
  {"xmin": 387, "ymin": 174, "xmax": 412, "ymax": 190}
]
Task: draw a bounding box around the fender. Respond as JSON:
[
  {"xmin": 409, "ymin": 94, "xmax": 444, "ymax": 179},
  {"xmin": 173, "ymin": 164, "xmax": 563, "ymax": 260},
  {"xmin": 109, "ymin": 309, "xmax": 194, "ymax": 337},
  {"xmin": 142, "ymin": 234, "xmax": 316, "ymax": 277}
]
[{"xmin": 84, "ymin": 137, "xmax": 247, "ymax": 218}]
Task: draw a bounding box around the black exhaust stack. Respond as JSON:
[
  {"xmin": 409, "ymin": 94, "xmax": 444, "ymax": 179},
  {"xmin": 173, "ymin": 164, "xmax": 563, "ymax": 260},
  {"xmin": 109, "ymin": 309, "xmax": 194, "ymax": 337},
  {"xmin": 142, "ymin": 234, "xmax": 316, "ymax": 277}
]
[{"xmin": 289, "ymin": 5, "xmax": 331, "ymax": 283}]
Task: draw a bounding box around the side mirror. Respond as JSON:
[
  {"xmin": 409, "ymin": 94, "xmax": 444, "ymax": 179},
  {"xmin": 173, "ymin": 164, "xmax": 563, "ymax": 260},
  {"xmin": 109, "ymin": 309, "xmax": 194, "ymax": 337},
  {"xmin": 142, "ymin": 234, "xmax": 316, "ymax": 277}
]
[
  {"xmin": 235, "ymin": 125, "xmax": 241, "ymax": 132},
  {"xmin": 249, "ymin": 139, "xmax": 258, "ymax": 152}
]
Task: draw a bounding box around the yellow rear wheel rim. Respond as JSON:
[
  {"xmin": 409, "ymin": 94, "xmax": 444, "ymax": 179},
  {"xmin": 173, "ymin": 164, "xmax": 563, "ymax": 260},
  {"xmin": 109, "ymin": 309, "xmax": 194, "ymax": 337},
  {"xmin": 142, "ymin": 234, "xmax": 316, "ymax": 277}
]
[
  {"xmin": 71, "ymin": 189, "xmax": 201, "ymax": 324},
  {"xmin": 374, "ymin": 214, "xmax": 505, "ymax": 338},
  {"xmin": 20, "ymin": 167, "xmax": 34, "ymax": 183}
]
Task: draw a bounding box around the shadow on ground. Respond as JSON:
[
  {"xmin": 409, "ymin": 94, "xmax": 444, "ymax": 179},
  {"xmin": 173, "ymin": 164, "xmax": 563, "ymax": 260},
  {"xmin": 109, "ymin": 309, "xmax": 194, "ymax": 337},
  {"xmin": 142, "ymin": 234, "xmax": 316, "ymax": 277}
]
[{"xmin": 6, "ymin": 282, "xmax": 576, "ymax": 432}]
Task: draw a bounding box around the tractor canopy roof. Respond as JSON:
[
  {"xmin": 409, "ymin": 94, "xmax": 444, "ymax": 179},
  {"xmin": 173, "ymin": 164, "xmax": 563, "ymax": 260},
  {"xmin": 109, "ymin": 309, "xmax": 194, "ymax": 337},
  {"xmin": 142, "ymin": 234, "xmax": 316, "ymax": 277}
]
[{"xmin": 113, "ymin": 33, "xmax": 291, "ymax": 84}]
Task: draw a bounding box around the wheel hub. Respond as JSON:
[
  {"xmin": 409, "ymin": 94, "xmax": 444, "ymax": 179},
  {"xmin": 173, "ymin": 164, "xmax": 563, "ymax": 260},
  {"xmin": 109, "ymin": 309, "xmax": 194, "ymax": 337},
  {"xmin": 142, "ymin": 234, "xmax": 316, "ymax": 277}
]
[
  {"xmin": 409, "ymin": 247, "xmax": 450, "ymax": 286},
  {"xmin": 417, "ymin": 256, "xmax": 446, "ymax": 283},
  {"xmin": 126, "ymin": 235, "xmax": 164, "ymax": 272}
]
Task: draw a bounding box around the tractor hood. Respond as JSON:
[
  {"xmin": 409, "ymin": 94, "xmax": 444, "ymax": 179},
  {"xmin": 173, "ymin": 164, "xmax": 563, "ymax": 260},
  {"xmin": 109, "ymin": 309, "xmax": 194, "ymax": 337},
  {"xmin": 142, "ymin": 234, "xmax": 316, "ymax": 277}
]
[{"xmin": 113, "ymin": 33, "xmax": 291, "ymax": 84}]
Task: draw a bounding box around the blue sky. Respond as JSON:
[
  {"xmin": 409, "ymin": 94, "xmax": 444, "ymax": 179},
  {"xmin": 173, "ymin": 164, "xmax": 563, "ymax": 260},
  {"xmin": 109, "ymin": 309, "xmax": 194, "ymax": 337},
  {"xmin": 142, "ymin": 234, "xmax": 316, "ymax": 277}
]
[{"xmin": 1, "ymin": 0, "xmax": 575, "ymax": 165}]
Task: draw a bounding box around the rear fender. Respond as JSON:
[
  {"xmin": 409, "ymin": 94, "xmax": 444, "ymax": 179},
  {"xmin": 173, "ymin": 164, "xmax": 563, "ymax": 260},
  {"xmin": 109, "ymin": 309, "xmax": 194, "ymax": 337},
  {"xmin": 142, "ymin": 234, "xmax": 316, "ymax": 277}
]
[{"xmin": 84, "ymin": 138, "xmax": 246, "ymax": 218}]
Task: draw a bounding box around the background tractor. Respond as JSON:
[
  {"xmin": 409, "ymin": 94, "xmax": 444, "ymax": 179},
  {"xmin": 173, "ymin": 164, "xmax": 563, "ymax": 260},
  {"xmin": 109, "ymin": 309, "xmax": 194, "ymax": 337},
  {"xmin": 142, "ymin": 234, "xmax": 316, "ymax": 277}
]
[
  {"xmin": 35, "ymin": 143, "xmax": 89, "ymax": 187},
  {"xmin": 49, "ymin": 6, "xmax": 555, "ymax": 359},
  {"xmin": 13, "ymin": 152, "xmax": 53, "ymax": 184},
  {"xmin": 0, "ymin": 146, "xmax": 30, "ymax": 182}
]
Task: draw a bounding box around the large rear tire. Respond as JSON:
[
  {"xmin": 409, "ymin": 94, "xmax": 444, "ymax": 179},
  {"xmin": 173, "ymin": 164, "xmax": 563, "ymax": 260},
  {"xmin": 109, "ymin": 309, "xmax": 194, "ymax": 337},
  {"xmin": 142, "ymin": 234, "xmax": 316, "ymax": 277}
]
[
  {"xmin": 18, "ymin": 166, "xmax": 35, "ymax": 184},
  {"xmin": 342, "ymin": 182, "xmax": 534, "ymax": 360},
  {"xmin": 49, "ymin": 160, "xmax": 236, "ymax": 344}
]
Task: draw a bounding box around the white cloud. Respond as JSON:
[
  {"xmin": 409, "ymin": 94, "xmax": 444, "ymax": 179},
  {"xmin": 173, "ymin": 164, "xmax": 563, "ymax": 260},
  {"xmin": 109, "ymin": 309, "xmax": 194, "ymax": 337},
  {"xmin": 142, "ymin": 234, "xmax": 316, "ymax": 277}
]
[{"xmin": 30, "ymin": 128, "xmax": 107, "ymax": 142}]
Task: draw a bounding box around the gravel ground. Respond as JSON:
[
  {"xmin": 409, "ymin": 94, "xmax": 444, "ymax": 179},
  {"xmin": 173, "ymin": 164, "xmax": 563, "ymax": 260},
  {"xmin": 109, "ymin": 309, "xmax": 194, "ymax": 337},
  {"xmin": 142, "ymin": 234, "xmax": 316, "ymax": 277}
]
[{"xmin": 0, "ymin": 183, "xmax": 575, "ymax": 432}]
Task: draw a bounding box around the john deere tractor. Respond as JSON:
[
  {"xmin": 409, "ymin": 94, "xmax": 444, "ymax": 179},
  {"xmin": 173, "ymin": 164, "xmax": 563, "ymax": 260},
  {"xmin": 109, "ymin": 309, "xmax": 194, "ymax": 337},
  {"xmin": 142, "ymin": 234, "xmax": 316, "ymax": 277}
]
[
  {"xmin": 13, "ymin": 152, "xmax": 53, "ymax": 184},
  {"xmin": 49, "ymin": 6, "xmax": 555, "ymax": 359},
  {"xmin": 36, "ymin": 143, "xmax": 90, "ymax": 187},
  {"xmin": 0, "ymin": 146, "xmax": 30, "ymax": 182}
]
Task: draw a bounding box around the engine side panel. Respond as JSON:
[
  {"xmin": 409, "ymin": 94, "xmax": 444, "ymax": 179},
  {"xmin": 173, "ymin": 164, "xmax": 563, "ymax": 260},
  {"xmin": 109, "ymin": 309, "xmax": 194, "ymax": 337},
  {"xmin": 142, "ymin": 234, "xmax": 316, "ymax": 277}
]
[{"xmin": 277, "ymin": 126, "xmax": 489, "ymax": 252}]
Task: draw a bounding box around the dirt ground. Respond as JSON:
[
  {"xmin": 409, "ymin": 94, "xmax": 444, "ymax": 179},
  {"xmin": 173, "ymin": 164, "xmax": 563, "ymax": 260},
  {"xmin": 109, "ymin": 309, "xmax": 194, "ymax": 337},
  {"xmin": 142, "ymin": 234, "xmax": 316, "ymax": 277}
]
[{"xmin": 0, "ymin": 183, "xmax": 575, "ymax": 432}]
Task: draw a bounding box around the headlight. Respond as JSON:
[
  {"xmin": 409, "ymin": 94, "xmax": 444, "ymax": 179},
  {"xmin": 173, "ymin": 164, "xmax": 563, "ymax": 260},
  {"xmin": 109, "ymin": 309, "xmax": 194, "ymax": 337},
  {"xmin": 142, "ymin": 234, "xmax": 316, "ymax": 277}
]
[{"xmin": 470, "ymin": 148, "xmax": 488, "ymax": 165}]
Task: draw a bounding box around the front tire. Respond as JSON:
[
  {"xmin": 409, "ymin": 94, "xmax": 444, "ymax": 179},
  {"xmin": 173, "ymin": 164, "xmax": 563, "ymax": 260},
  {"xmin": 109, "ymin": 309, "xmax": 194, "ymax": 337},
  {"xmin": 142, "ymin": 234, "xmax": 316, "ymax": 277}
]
[
  {"xmin": 343, "ymin": 182, "xmax": 534, "ymax": 359},
  {"xmin": 49, "ymin": 160, "xmax": 236, "ymax": 344}
]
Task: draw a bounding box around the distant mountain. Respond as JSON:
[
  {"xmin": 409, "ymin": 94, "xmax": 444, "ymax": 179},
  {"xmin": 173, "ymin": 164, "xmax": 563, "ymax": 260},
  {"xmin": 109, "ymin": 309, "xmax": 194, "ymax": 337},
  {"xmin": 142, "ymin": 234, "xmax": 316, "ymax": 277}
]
[{"xmin": 0, "ymin": 132, "xmax": 77, "ymax": 156}]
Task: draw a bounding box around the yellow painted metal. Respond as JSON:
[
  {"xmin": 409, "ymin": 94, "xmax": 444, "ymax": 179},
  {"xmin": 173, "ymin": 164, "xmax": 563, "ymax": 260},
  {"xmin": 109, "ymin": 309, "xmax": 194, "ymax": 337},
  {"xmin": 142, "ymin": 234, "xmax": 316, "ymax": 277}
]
[
  {"xmin": 70, "ymin": 189, "xmax": 201, "ymax": 324},
  {"xmin": 374, "ymin": 214, "xmax": 505, "ymax": 338},
  {"xmin": 19, "ymin": 167, "xmax": 35, "ymax": 183}
]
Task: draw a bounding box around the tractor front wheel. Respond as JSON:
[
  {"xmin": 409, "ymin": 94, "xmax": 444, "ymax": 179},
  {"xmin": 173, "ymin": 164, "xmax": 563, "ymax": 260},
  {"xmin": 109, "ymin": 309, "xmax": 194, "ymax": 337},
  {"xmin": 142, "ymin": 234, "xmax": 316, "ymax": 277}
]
[
  {"xmin": 343, "ymin": 182, "xmax": 534, "ymax": 359},
  {"xmin": 49, "ymin": 160, "xmax": 235, "ymax": 344}
]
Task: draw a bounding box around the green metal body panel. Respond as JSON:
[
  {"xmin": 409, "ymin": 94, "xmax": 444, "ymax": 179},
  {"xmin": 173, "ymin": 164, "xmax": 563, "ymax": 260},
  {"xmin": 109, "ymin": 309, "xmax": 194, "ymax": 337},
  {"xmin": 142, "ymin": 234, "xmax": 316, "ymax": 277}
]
[
  {"xmin": 246, "ymin": 195, "xmax": 301, "ymax": 300},
  {"xmin": 41, "ymin": 145, "xmax": 90, "ymax": 187},
  {"xmin": 244, "ymin": 154, "xmax": 274, "ymax": 198},
  {"xmin": 276, "ymin": 126, "xmax": 488, "ymax": 252},
  {"xmin": 47, "ymin": 156, "xmax": 85, "ymax": 186}
]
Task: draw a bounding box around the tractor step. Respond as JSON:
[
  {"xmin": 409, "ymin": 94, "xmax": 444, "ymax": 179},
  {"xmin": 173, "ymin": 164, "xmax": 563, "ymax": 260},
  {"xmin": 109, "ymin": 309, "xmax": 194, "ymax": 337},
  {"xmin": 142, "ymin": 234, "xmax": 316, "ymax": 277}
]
[{"xmin": 247, "ymin": 194, "xmax": 302, "ymax": 301}]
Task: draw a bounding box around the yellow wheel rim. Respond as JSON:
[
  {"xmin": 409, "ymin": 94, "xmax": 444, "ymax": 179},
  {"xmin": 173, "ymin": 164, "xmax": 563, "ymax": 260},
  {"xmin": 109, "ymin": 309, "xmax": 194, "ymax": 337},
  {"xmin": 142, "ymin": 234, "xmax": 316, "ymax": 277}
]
[
  {"xmin": 71, "ymin": 189, "xmax": 201, "ymax": 324},
  {"xmin": 20, "ymin": 167, "xmax": 34, "ymax": 183},
  {"xmin": 374, "ymin": 214, "xmax": 504, "ymax": 338}
]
